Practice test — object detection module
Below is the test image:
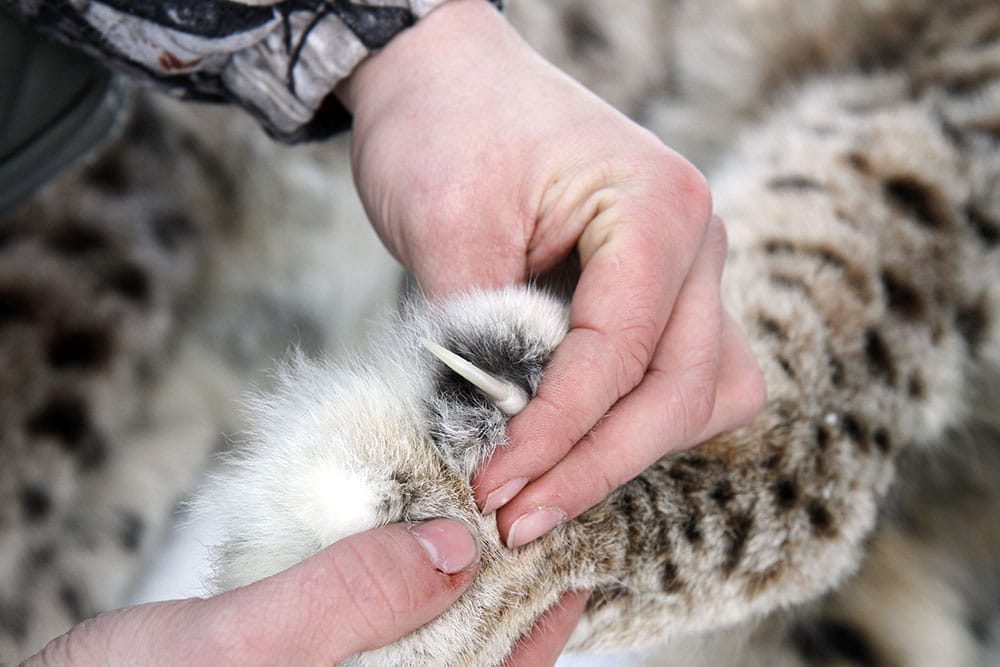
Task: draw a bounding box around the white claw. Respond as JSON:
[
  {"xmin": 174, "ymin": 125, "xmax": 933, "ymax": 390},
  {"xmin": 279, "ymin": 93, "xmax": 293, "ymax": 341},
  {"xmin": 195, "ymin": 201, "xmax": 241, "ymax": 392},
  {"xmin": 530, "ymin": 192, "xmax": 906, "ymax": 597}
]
[{"xmin": 421, "ymin": 338, "xmax": 529, "ymax": 415}]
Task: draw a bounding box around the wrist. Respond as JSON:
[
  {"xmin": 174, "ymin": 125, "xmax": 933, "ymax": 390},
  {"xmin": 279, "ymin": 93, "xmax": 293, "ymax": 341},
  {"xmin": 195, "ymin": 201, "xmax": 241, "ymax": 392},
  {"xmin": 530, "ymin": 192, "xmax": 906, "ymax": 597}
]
[{"xmin": 335, "ymin": 0, "xmax": 521, "ymax": 133}]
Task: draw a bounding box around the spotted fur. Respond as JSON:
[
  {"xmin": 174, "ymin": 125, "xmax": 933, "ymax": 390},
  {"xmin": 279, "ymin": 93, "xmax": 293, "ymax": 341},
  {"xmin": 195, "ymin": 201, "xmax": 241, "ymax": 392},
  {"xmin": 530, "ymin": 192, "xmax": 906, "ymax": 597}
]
[{"xmin": 4, "ymin": 1, "xmax": 1000, "ymax": 665}]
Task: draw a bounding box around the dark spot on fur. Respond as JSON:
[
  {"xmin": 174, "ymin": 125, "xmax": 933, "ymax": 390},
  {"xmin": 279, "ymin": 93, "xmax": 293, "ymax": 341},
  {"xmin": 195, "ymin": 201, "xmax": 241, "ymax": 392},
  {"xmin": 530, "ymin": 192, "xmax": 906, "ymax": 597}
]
[
  {"xmin": 791, "ymin": 618, "xmax": 881, "ymax": 667},
  {"xmin": 119, "ymin": 512, "xmax": 145, "ymax": 551},
  {"xmin": 83, "ymin": 155, "xmax": 129, "ymax": 193},
  {"xmin": 873, "ymin": 428, "xmax": 891, "ymax": 454},
  {"xmin": 773, "ymin": 477, "xmax": 799, "ymax": 510},
  {"xmin": 59, "ymin": 583, "xmax": 87, "ymax": 620},
  {"xmin": 827, "ymin": 352, "xmax": 846, "ymax": 387},
  {"xmin": 758, "ymin": 315, "xmax": 787, "ymax": 341},
  {"xmin": 634, "ymin": 475, "xmax": 661, "ymax": 505},
  {"xmin": 103, "ymin": 262, "xmax": 151, "ymax": 303},
  {"xmin": 724, "ymin": 513, "xmax": 753, "ymax": 574},
  {"xmin": 764, "ymin": 240, "xmax": 795, "ymax": 255},
  {"xmin": 662, "ymin": 560, "xmax": 683, "ymax": 593},
  {"xmin": 20, "ymin": 485, "xmax": 52, "ymax": 521},
  {"xmin": 908, "ymin": 373, "xmax": 925, "ymax": 399},
  {"xmin": 711, "ymin": 481, "xmax": 734, "ymax": 507},
  {"xmin": 846, "ymin": 152, "xmax": 873, "ymax": 175},
  {"xmin": 667, "ymin": 466, "xmax": 699, "ymax": 494},
  {"xmin": 25, "ymin": 395, "xmax": 89, "ymax": 447},
  {"xmin": 955, "ymin": 299, "xmax": 989, "ymax": 353},
  {"xmin": 966, "ymin": 204, "xmax": 1000, "ymax": 246},
  {"xmin": 776, "ymin": 355, "xmax": 797, "ymax": 380},
  {"xmin": 564, "ymin": 7, "xmax": 608, "ymax": 57},
  {"xmin": 47, "ymin": 326, "xmax": 114, "ymax": 370},
  {"xmin": 0, "ymin": 598, "xmax": 28, "ymax": 640},
  {"xmin": 884, "ymin": 176, "xmax": 951, "ymax": 230},
  {"xmin": 842, "ymin": 414, "xmax": 868, "ymax": 451},
  {"xmin": 807, "ymin": 500, "xmax": 837, "ymax": 537},
  {"xmin": 46, "ymin": 223, "xmax": 109, "ymax": 256},
  {"xmin": 864, "ymin": 329, "xmax": 895, "ymax": 384},
  {"xmin": 683, "ymin": 512, "xmax": 702, "ymax": 545},
  {"xmin": 767, "ymin": 175, "xmax": 824, "ymax": 191},
  {"xmin": 152, "ymin": 212, "xmax": 197, "ymax": 251},
  {"xmin": 682, "ymin": 456, "xmax": 710, "ymax": 469},
  {"xmin": 0, "ymin": 286, "xmax": 38, "ymax": 327},
  {"xmin": 881, "ymin": 270, "xmax": 925, "ymax": 321},
  {"xmin": 815, "ymin": 424, "xmax": 830, "ymax": 450}
]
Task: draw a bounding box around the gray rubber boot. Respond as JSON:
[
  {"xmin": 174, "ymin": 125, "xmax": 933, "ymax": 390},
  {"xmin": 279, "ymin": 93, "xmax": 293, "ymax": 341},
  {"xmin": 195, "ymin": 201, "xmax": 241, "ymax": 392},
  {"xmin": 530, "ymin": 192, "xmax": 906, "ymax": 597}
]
[{"xmin": 0, "ymin": 10, "xmax": 125, "ymax": 216}]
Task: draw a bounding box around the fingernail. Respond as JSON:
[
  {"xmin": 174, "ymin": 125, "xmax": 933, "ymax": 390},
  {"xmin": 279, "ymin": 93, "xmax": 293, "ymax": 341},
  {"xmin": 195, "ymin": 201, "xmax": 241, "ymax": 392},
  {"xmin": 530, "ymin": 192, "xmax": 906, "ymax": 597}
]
[
  {"xmin": 506, "ymin": 507, "xmax": 566, "ymax": 549},
  {"xmin": 409, "ymin": 518, "xmax": 479, "ymax": 574},
  {"xmin": 481, "ymin": 477, "xmax": 529, "ymax": 515}
]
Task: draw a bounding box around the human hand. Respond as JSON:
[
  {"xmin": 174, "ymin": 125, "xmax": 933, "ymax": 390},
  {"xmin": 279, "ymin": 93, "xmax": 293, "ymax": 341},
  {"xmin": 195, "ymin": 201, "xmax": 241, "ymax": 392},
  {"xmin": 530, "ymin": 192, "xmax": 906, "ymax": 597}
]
[
  {"xmin": 338, "ymin": 0, "xmax": 766, "ymax": 545},
  {"xmin": 25, "ymin": 519, "xmax": 478, "ymax": 665}
]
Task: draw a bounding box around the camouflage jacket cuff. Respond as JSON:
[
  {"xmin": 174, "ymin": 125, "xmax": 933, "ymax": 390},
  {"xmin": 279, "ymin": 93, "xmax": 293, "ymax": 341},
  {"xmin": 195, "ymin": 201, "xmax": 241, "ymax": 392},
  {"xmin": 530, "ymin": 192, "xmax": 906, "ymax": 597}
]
[{"xmin": 2, "ymin": 0, "xmax": 503, "ymax": 142}]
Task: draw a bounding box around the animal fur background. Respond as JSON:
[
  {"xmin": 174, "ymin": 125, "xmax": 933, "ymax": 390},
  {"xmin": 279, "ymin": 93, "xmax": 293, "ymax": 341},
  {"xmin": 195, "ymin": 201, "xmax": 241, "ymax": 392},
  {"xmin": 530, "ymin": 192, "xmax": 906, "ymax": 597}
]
[{"xmin": 1, "ymin": 0, "xmax": 999, "ymax": 664}]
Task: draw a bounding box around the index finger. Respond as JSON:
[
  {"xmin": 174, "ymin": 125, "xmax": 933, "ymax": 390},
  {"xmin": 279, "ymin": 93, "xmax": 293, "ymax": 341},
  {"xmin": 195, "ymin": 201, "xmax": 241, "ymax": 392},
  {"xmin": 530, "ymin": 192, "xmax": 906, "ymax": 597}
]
[{"xmin": 474, "ymin": 174, "xmax": 712, "ymax": 509}]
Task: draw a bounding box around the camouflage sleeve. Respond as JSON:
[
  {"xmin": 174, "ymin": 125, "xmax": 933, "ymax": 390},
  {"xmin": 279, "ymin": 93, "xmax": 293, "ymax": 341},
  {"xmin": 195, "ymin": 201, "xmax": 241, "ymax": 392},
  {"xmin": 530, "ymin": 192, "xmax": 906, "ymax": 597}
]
[{"xmin": 0, "ymin": 0, "xmax": 502, "ymax": 142}]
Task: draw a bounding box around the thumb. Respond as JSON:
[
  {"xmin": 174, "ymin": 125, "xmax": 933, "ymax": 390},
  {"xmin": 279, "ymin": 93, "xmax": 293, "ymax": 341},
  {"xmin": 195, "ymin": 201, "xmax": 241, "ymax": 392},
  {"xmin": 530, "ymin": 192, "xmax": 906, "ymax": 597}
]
[
  {"xmin": 28, "ymin": 519, "xmax": 479, "ymax": 666},
  {"xmin": 209, "ymin": 518, "xmax": 480, "ymax": 664}
]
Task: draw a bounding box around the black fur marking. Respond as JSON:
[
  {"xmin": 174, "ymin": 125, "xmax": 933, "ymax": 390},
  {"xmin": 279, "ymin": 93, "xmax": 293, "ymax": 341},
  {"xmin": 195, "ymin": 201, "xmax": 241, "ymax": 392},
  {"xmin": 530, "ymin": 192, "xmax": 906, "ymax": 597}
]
[
  {"xmin": 59, "ymin": 583, "xmax": 87, "ymax": 621},
  {"xmin": 966, "ymin": 204, "xmax": 1000, "ymax": 246},
  {"xmin": 842, "ymin": 414, "xmax": 868, "ymax": 451},
  {"xmin": 83, "ymin": 154, "xmax": 129, "ymax": 193},
  {"xmin": 881, "ymin": 270, "xmax": 925, "ymax": 321},
  {"xmin": 883, "ymin": 176, "xmax": 951, "ymax": 230},
  {"xmin": 873, "ymin": 428, "xmax": 891, "ymax": 454},
  {"xmin": 20, "ymin": 485, "xmax": 52, "ymax": 522},
  {"xmin": 790, "ymin": 618, "xmax": 881, "ymax": 667},
  {"xmin": 661, "ymin": 560, "xmax": 683, "ymax": 593},
  {"xmin": 710, "ymin": 480, "xmax": 734, "ymax": 507},
  {"xmin": 956, "ymin": 300, "xmax": 989, "ymax": 353},
  {"xmin": 103, "ymin": 262, "xmax": 151, "ymax": 303},
  {"xmin": 828, "ymin": 352, "xmax": 846, "ymax": 387},
  {"xmin": 682, "ymin": 512, "xmax": 703, "ymax": 546},
  {"xmin": 758, "ymin": 315, "xmax": 788, "ymax": 341},
  {"xmin": 0, "ymin": 286, "xmax": 38, "ymax": 327},
  {"xmin": 723, "ymin": 513, "xmax": 753, "ymax": 574},
  {"xmin": 864, "ymin": 329, "xmax": 895, "ymax": 384},
  {"xmin": 667, "ymin": 466, "xmax": 700, "ymax": 494},
  {"xmin": 773, "ymin": 477, "xmax": 799, "ymax": 510},
  {"xmin": 25, "ymin": 395, "xmax": 89, "ymax": 447},
  {"xmin": 46, "ymin": 223, "xmax": 110, "ymax": 256},
  {"xmin": 807, "ymin": 500, "xmax": 836, "ymax": 537},
  {"xmin": 776, "ymin": 355, "xmax": 797, "ymax": 380},
  {"xmin": 815, "ymin": 424, "xmax": 830, "ymax": 450},
  {"xmin": 118, "ymin": 512, "xmax": 145, "ymax": 552},
  {"xmin": 47, "ymin": 326, "xmax": 115, "ymax": 371},
  {"xmin": 908, "ymin": 372, "xmax": 926, "ymax": 399}
]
